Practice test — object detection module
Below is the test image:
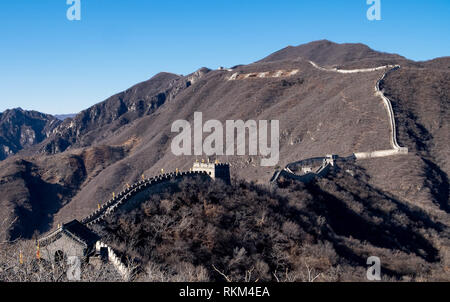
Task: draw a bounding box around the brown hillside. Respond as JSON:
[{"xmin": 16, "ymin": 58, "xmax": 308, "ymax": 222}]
[{"xmin": 259, "ymin": 40, "xmax": 405, "ymax": 67}]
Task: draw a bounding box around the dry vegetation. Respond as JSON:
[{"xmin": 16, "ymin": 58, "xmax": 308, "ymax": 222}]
[
  {"xmin": 0, "ymin": 218, "xmax": 122, "ymax": 282},
  {"xmin": 0, "ymin": 242, "xmax": 122, "ymax": 282},
  {"xmin": 88, "ymin": 167, "xmax": 449, "ymax": 282},
  {"xmin": 1, "ymin": 163, "xmax": 448, "ymax": 282}
]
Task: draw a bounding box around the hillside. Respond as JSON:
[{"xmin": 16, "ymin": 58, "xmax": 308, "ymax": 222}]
[
  {"xmin": 27, "ymin": 70, "xmax": 214, "ymax": 156},
  {"xmin": 0, "ymin": 40, "xmax": 448, "ymax": 251},
  {"xmin": 259, "ymin": 40, "xmax": 406, "ymax": 67},
  {"xmin": 0, "ymin": 108, "xmax": 60, "ymax": 160},
  {"xmin": 94, "ymin": 168, "xmax": 448, "ymax": 281}
]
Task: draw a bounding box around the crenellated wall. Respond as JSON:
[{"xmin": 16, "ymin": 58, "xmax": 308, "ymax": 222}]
[
  {"xmin": 192, "ymin": 162, "xmax": 231, "ymax": 184},
  {"xmin": 271, "ymin": 61, "xmax": 409, "ymax": 185},
  {"xmin": 96, "ymin": 241, "xmax": 130, "ymax": 281},
  {"xmin": 82, "ymin": 170, "xmax": 210, "ymax": 226},
  {"xmin": 271, "ymin": 155, "xmax": 337, "ymax": 184}
]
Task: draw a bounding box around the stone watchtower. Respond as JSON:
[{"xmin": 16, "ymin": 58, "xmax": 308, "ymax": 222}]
[
  {"xmin": 38, "ymin": 220, "xmax": 100, "ymax": 263},
  {"xmin": 192, "ymin": 161, "xmax": 231, "ymax": 184}
]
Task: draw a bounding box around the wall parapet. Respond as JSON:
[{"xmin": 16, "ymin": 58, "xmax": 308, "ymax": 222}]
[
  {"xmin": 82, "ymin": 170, "xmax": 209, "ymax": 226},
  {"xmin": 96, "ymin": 241, "xmax": 131, "ymax": 281}
]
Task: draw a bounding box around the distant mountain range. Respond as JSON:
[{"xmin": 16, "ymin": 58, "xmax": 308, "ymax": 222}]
[
  {"xmin": 54, "ymin": 114, "xmax": 77, "ymax": 121},
  {"xmin": 0, "ymin": 40, "xmax": 448, "ymax": 254}
]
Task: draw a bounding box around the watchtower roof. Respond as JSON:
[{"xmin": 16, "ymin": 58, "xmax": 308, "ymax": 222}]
[
  {"xmin": 63, "ymin": 220, "xmax": 100, "ymax": 246},
  {"xmin": 39, "ymin": 219, "xmax": 100, "ymax": 247}
]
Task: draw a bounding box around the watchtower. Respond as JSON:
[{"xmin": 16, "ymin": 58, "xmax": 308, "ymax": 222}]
[
  {"xmin": 192, "ymin": 161, "xmax": 231, "ymax": 184},
  {"xmin": 38, "ymin": 220, "xmax": 100, "ymax": 263}
]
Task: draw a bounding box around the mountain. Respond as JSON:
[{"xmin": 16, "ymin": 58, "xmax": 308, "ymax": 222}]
[
  {"xmin": 0, "ymin": 39, "xmax": 448, "ymax": 274},
  {"xmin": 259, "ymin": 39, "xmax": 406, "ymax": 67},
  {"xmin": 0, "ymin": 108, "xmax": 61, "ymax": 161},
  {"xmin": 34, "ymin": 71, "xmax": 204, "ymax": 155}
]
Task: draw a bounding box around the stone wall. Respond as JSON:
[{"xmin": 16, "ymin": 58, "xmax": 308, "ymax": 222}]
[
  {"xmin": 375, "ymin": 67, "xmax": 408, "ymax": 153},
  {"xmin": 96, "ymin": 241, "xmax": 130, "ymax": 281},
  {"xmin": 354, "ymin": 148, "xmax": 408, "ymax": 159},
  {"xmin": 83, "ymin": 171, "xmax": 209, "ymax": 226},
  {"xmin": 39, "ymin": 232, "xmax": 87, "ymax": 262},
  {"xmin": 192, "ymin": 162, "xmax": 215, "ymax": 177},
  {"xmin": 308, "ymin": 60, "xmax": 408, "ymax": 160},
  {"xmin": 271, "ymin": 161, "xmax": 333, "ymax": 184},
  {"xmin": 192, "ymin": 162, "xmax": 231, "ymax": 184},
  {"xmin": 308, "ymin": 60, "xmax": 397, "ymax": 74},
  {"xmin": 271, "ymin": 154, "xmax": 338, "ymax": 184}
]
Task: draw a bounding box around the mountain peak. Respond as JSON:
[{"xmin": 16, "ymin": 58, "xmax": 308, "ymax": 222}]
[{"xmin": 259, "ymin": 40, "xmax": 405, "ymax": 66}]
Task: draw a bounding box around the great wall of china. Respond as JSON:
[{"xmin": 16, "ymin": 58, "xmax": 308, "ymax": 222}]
[
  {"xmin": 270, "ymin": 60, "xmax": 408, "ymax": 183},
  {"xmin": 39, "ymin": 165, "xmax": 228, "ymax": 280},
  {"xmin": 95, "ymin": 241, "xmax": 131, "ymax": 280},
  {"xmin": 38, "ymin": 59, "xmax": 410, "ymax": 279},
  {"xmin": 82, "ymin": 170, "xmax": 209, "ymax": 226},
  {"xmin": 78, "ymin": 60, "xmax": 409, "ymax": 225},
  {"xmin": 81, "ymin": 170, "xmax": 213, "ymax": 279},
  {"xmin": 309, "ymin": 60, "xmax": 408, "ymax": 158}
]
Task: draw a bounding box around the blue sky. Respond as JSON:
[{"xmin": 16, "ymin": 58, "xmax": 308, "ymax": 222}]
[{"xmin": 0, "ymin": 0, "xmax": 449, "ymax": 115}]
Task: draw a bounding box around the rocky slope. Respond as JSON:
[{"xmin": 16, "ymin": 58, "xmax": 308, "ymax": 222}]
[
  {"xmin": 31, "ymin": 69, "xmax": 210, "ymax": 156},
  {"xmin": 0, "ymin": 108, "xmax": 61, "ymax": 161}
]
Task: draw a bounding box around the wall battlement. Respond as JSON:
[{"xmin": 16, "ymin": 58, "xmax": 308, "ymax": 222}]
[
  {"xmin": 192, "ymin": 161, "xmax": 231, "ymax": 184},
  {"xmin": 271, "ymin": 154, "xmax": 339, "ymax": 184},
  {"xmin": 38, "ymin": 164, "xmax": 221, "ymax": 280}
]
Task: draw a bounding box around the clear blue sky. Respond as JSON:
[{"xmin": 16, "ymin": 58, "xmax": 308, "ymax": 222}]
[{"xmin": 0, "ymin": 0, "xmax": 449, "ymax": 115}]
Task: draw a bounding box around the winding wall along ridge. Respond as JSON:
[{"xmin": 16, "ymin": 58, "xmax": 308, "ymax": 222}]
[
  {"xmin": 82, "ymin": 171, "xmax": 208, "ymax": 226},
  {"xmin": 307, "ymin": 61, "xmax": 408, "ymax": 159},
  {"xmin": 271, "ymin": 61, "xmax": 409, "ymax": 183}
]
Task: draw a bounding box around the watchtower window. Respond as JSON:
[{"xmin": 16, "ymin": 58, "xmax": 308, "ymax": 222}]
[{"xmin": 54, "ymin": 250, "xmax": 65, "ymax": 264}]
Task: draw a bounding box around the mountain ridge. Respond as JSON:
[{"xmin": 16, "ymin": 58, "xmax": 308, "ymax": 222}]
[{"xmin": 259, "ymin": 40, "xmax": 407, "ymax": 66}]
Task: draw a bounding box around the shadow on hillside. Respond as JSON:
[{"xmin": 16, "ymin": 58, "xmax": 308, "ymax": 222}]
[
  {"xmin": 9, "ymin": 160, "xmax": 86, "ymax": 240},
  {"xmin": 422, "ymin": 158, "xmax": 450, "ymax": 213},
  {"xmin": 307, "ymin": 179, "xmax": 440, "ymax": 263},
  {"xmin": 385, "ymin": 80, "xmax": 449, "ymax": 213}
]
